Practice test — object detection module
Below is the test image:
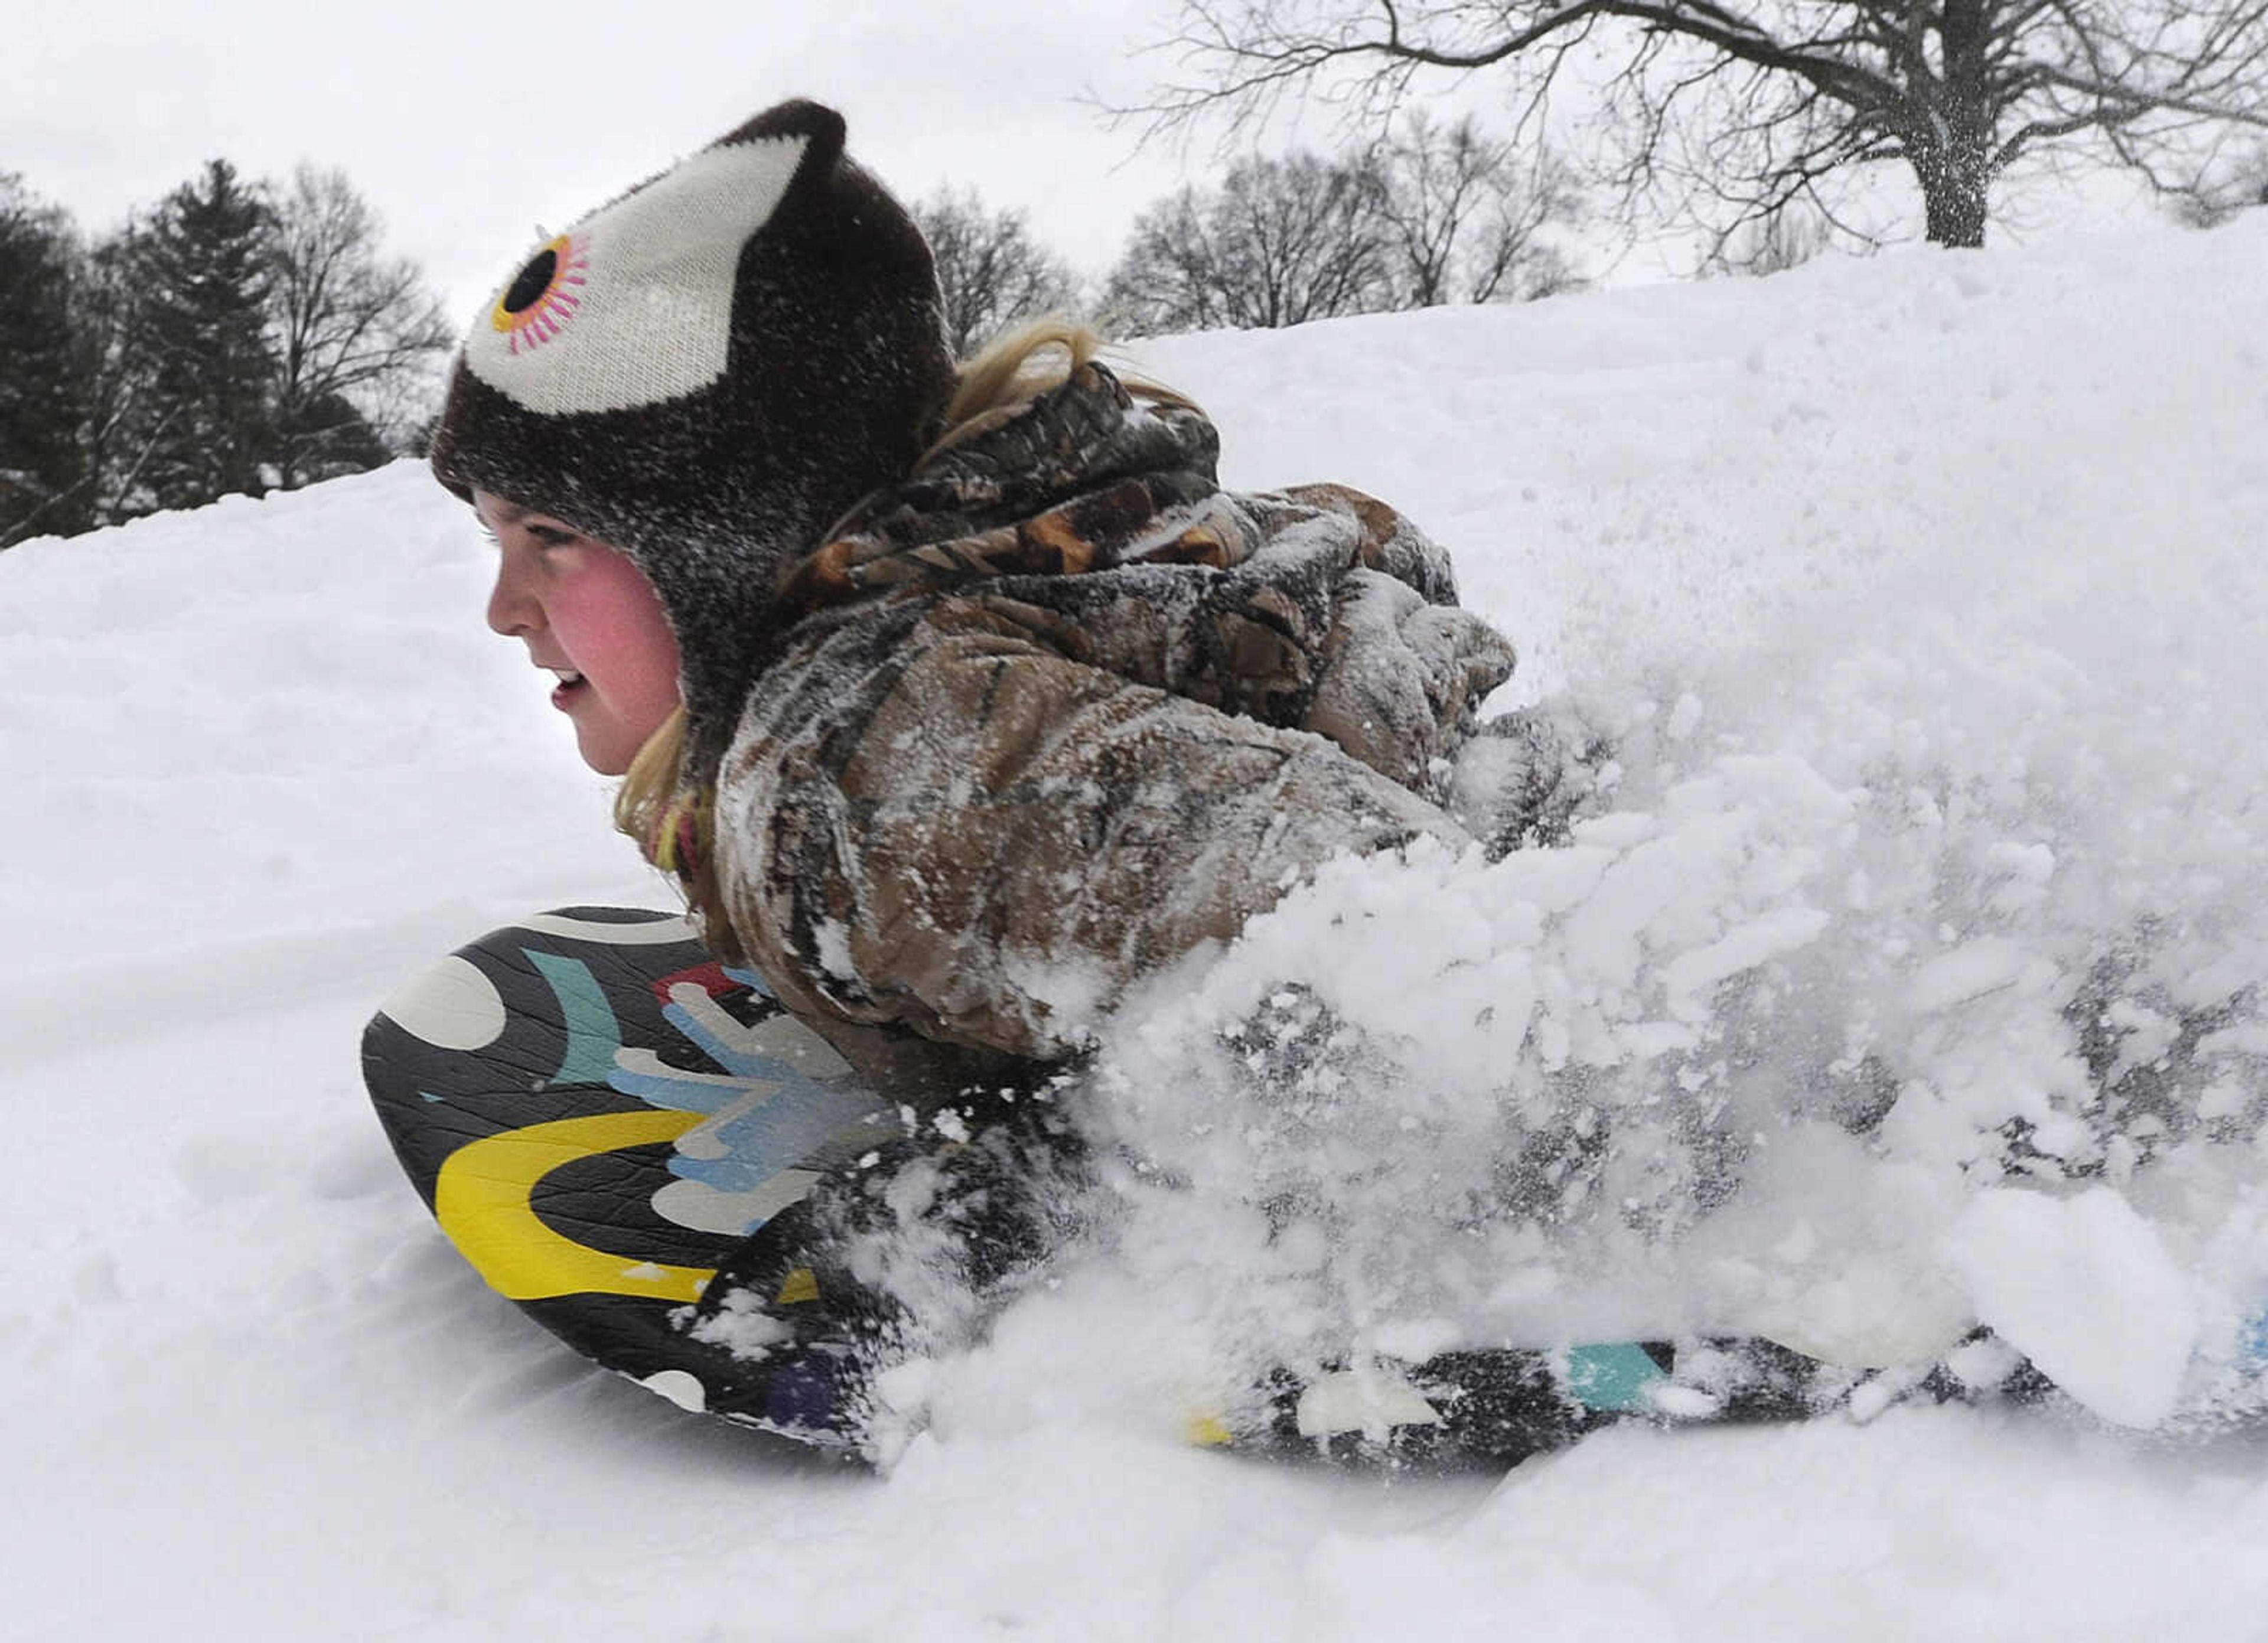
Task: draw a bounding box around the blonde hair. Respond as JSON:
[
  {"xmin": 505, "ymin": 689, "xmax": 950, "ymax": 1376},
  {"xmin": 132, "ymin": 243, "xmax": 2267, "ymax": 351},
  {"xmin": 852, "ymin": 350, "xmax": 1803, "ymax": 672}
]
[
  {"xmin": 925, "ymin": 315, "xmax": 1195, "ymax": 461},
  {"xmin": 613, "ymin": 314, "xmax": 1196, "ymax": 954},
  {"xmin": 613, "ymin": 701, "xmax": 687, "ymax": 849}
]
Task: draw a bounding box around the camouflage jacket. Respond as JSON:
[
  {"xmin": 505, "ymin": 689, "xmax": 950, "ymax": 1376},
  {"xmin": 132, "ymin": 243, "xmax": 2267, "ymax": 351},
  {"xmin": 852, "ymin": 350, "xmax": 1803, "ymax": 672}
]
[{"xmin": 710, "ymin": 361, "xmax": 1516, "ymax": 1061}]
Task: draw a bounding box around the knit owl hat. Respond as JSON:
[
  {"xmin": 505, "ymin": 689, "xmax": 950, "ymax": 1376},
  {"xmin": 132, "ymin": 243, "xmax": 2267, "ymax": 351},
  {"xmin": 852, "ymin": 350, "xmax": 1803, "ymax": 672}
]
[{"xmin": 429, "ymin": 99, "xmax": 956, "ymax": 771}]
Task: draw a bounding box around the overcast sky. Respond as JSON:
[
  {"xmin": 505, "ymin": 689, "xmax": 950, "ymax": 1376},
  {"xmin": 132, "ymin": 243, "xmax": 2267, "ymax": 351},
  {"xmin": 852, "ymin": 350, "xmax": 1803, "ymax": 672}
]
[
  {"xmin": 10, "ymin": 1, "xmax": 2187, "ymax": 345},
  {"xmin": 7, "ymin": 0, "xmax": 1203, "ymax": 327}
]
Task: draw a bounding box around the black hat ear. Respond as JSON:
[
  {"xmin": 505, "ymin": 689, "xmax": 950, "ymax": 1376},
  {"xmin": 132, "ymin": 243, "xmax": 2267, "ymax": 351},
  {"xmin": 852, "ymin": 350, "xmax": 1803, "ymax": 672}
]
[{"xmin": 724, "ymin": 99, "xmax": 847, "ymax": 213}]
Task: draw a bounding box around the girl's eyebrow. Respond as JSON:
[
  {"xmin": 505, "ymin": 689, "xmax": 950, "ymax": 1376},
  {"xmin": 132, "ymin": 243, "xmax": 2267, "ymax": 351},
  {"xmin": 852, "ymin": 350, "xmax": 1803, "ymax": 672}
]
[{"xmin": 487, "ymin": 501, "xmax": 579, "ymax": 534}]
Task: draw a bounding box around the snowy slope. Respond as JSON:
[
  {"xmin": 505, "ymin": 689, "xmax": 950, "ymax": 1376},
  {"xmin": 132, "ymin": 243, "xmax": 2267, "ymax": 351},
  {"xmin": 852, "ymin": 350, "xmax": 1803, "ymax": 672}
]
[{"xmin": 6, "ymin": 216, "xmax": 2268, "ymax": 1641}]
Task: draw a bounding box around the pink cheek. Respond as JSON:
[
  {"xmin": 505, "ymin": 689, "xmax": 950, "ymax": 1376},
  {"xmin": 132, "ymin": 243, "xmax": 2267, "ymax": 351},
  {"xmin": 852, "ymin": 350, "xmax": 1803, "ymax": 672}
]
[{"xmin": 559, "ymin": 558, "xmax": 682, "ymax": 716}]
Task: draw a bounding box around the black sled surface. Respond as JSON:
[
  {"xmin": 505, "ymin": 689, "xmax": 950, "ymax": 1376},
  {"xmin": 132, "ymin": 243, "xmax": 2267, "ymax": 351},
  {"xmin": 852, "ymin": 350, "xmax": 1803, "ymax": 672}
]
[
  {"xmin": 364, "ymin": 908, "xmax": 2071, "ymax": 1465},
  {"xmin": 361, "ymin": 907, "xmax": 897, "ymax": 1430}
]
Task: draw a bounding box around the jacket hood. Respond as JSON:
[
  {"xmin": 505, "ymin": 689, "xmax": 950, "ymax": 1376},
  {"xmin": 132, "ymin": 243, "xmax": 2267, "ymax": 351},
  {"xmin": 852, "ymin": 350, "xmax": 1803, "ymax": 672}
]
[
  {"xmin": 769, "ymin": 360, "xmax": 1511, "ymax": 784},
  {"xmin": 773, "ymin": 360, "xmax": 1233, "ymax": 622}
]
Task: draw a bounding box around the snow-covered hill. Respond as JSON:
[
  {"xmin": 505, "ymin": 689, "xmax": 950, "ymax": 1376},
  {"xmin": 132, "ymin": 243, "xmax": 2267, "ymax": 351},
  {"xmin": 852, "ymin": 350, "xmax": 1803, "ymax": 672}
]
[{"xmin": 6, "ymin": 215, "xmax": 2268, "ymax": 1641}]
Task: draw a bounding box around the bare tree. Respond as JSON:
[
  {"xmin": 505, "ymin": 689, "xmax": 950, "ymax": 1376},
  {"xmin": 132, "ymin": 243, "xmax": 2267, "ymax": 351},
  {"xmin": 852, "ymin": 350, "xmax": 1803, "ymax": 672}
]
[
  {"xmin": 266, "ymin": 165, "xmax": 451, "ymax": 487},
  {"xmin": 1370, "ymin": 109, "xmax": 1583, "ymax": 303},
  {"xmin": 1106, "ymin": 149, "xmax": 1391, "ymax": 333},
  {"xmin": 1703, "ymin": 198, "xmax": 1830, "ymax": 274},
  {"xmin": 67, "ymin": 231, "xmax": 162, "ymax": 529},
  {"xmin": 910, "ymin": 188, "xmax": 1083, "ymax": 355},
  {"xmin": 2175, "ymin": 136, "xmax": 2268, "ymax": 222},
  {"xmin": 1130, "ymin": 1, "xmax": 2268, "ymax": 250}
]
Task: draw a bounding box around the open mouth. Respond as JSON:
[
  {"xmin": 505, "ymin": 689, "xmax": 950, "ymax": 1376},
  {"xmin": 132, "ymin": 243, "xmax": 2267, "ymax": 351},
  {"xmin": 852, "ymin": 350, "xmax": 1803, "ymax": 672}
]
[{"xmin": 549, "ymin": 667, "xmax": 587, "ymax": 708}]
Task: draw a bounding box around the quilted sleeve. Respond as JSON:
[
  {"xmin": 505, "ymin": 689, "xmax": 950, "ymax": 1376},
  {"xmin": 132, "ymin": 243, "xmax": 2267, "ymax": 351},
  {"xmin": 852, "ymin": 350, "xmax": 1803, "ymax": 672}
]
[{"xmin": 712, "ymin": 592, "xmax": 1470, "ymax": 1058}]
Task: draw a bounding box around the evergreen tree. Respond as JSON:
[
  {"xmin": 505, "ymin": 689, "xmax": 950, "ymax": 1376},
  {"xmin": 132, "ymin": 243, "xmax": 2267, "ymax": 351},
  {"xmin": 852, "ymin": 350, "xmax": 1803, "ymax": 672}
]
[
  {"xmin": 275, "ymin": 389, "xmax": 390, "ymax": 481},
  {"xmin": 118, "ymin": 160, "xmax": 277, "ymax": 514},
  {"xmin": 0, "ymin": 175, "xmax": 90, "ymax": 546}
]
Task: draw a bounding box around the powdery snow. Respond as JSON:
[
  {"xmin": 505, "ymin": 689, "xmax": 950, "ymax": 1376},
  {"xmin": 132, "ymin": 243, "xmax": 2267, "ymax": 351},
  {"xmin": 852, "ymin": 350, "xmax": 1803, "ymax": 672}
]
[
  {"xmin": 1946, "ymin": 1188, "xmax": 2198, "ymax": 1429},
  {"xmin": 6, "ymin": 213, "xmax": 2268, "ymax": 1639}
]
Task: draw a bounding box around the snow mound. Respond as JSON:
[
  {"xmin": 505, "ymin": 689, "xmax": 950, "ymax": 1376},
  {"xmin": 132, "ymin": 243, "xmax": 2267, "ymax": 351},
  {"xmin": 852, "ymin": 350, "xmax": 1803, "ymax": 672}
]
[
  {"xmin": 1075, "ymin": 219, "xmax": 2268, "ymax": 1437},
  {"xmin": 7, "ymin": 213, "xmax": 2268, "ymax": 1639}
]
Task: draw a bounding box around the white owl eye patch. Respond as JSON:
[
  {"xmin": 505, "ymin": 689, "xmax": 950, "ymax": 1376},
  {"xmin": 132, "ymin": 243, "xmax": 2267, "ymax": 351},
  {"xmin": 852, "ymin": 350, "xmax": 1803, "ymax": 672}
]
[{"xmin": 462, "ymin": 133, "xmax": 811, "ymax": 417}]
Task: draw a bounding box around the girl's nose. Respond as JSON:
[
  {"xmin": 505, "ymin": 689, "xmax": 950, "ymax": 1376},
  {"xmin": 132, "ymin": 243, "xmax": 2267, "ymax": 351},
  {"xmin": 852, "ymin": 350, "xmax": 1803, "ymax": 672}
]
[{"xmin": 486, "ymin": 553, "xmax": 538, "ymax": 637}]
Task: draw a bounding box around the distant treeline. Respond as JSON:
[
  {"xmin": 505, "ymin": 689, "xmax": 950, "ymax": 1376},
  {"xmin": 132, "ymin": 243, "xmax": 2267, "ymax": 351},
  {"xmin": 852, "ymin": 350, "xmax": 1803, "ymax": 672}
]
[
  {"xmin": 2, "ymin": 115, "xmax": 1589, "ymax": 547},
  {"xmin": 915, "ymin": 112, "xmax": 1585, "ymax": 354},
  {"xmin": 1, "ymin": 161, "xmax": 449, "ymax": 547}
]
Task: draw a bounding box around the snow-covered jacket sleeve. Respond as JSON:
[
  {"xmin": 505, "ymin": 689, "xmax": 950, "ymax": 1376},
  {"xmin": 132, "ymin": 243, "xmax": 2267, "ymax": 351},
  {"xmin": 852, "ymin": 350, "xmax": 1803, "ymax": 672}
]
[{"xmin": 712, "ymin": 589, "xmax": 1471, "ymax": 1059}]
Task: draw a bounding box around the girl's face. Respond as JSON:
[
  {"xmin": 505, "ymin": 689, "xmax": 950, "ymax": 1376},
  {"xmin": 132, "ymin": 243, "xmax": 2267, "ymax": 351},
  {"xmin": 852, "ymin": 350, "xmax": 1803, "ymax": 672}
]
[{"xmin": 477, "ymin": 491, "xmax": 683, "ymax": 776}]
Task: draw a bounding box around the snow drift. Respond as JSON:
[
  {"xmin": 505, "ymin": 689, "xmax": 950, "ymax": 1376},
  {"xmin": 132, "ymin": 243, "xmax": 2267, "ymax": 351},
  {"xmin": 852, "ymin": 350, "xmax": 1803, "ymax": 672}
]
[{"xmin": 6, "ymin": 213, "xmax": 2268, "ymax": 1639}]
